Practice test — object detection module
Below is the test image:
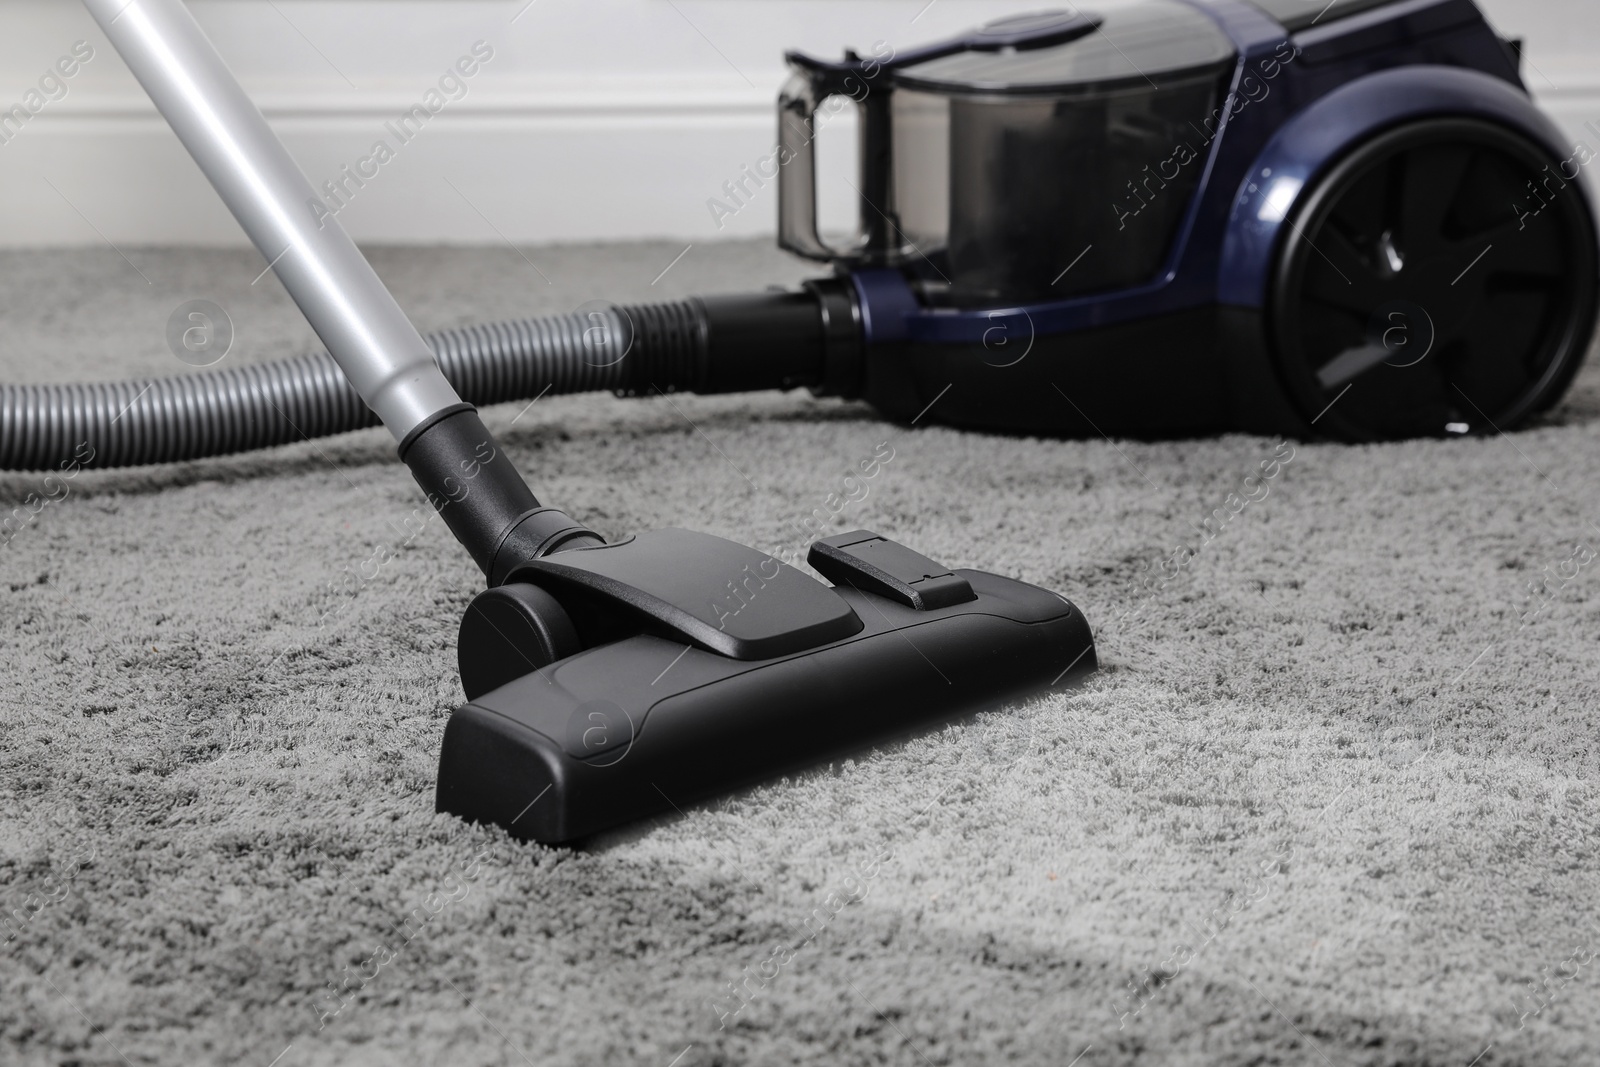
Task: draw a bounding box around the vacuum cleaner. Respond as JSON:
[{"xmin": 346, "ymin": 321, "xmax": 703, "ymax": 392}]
[{"xmin": 12, "ymin": 0, "xmax": 1596, "ymax": 841}]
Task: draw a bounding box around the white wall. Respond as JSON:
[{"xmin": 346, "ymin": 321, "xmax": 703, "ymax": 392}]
[{"xmin": 0, "ymin": 0, "xmax": 1595, "ymax": 247}]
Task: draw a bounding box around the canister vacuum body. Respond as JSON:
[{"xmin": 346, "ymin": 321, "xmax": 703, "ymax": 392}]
[{"xmin": 772, "ymin": 0, "xmax": 1598, "ymax": 443}]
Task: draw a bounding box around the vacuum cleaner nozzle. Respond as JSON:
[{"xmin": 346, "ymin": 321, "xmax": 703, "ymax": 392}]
[{"xmin": 439, "ymin": 528, "xmax": 1095, "ymax": 843}]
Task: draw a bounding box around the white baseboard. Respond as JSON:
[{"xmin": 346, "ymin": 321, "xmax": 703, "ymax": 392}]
[
  {"xmin": 0, "ymin": 0, "xmax": 1595, "ymax": 247},
  {"xmin": 0, "ymin": 78, "xmax": 812, "ymax": 246}
]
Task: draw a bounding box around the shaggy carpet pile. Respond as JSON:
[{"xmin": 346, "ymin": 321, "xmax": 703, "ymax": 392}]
[{"xmin": 2, "ymin": 240, "xmax": 1598, "ymax": 1066}]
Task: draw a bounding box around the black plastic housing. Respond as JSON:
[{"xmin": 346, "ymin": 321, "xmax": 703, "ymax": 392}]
[
  {"xmin": 438, "ymin": 530, "xmax": 1095, "ymax": 843},
  {"xmin": 858, "ymin": 307, "xmax": 1240, "ymax": 437},
  {"xmin": 610, "ymin": 282, "xmax": 860, "ymax": 400},
  {"xmin": 399, "ymin": 404, "xmax": 603, "ymax": 576}
]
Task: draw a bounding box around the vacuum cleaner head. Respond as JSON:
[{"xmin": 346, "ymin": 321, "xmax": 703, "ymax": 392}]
[{"xmin": 440, "ymin": 529, "xmax": 1095, "ymax": 843}]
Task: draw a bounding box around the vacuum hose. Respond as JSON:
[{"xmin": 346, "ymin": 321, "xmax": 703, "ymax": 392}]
[{"xmin": 0, "ymin": 285, "xmax": 860, "ymax": 471}]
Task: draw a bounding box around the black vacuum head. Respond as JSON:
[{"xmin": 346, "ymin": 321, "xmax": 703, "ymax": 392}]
[{"xmin": 438, "ymin": 528, "xmax": 1096, "ymax": 843}]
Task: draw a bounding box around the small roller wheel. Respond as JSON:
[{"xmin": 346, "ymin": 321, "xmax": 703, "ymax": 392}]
[
  {"xmin": 458, "ymin": 583, "xmax": 581, "ymax": 701},
  {"xmin": 1269, "ymin": 118, "xmax": 1599, "ymax": 440}
]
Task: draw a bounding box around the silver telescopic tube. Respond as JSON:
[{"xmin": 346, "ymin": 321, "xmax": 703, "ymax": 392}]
[{"xmin": 81, "ymin": 0, "xmax": 461, "ymax": 440}]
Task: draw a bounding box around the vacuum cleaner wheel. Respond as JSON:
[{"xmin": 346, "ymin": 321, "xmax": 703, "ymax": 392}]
[{"xmin": 1269, "ymin": 118, "xmax": 1599, "ymax": 441}]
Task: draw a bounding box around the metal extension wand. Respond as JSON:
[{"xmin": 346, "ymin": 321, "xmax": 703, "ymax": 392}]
[{"xmin": 83, "ymin": 0, "xmax": 600, "ymax": 576}]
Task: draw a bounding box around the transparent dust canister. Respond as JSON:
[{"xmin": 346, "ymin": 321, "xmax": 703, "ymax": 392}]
[{"xmin": 779, "ymin": 2, "xmax": 1236, "ymax": 306}]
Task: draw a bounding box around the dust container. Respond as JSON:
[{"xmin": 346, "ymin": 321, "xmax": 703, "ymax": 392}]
[{"xmin": 779, "ymin": 1, "xmax": 1236, "ymax": 307}]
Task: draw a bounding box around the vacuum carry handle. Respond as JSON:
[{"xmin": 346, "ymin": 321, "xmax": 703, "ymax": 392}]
[
  {"xmin": 81, "ymin": 0, "xmax": 459, "ymax": 440},
  {"xmin": 776, "ymin": 69, "xmax": 851, "ymax": 263},
  {"xmin": 776, "ymin": 62, "xmax": 900, "ymax": 266}
]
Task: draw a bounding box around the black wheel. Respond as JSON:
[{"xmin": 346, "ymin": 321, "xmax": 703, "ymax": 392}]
[{"xmin": 1269, "ymin": 118, "xmax": 1599, "ymax": 440}]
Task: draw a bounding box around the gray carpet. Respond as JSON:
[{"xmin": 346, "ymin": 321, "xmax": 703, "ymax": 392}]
[{"xmin": 3, "ymin": 240, "xmax": 1599, "ymax": 1067}]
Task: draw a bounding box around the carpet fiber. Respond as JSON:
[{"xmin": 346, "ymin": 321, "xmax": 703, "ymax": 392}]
[{"xmin": 2, "ymin": 241, "xmax": 1599, "ymax": 1067}]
